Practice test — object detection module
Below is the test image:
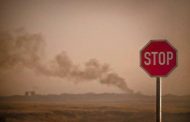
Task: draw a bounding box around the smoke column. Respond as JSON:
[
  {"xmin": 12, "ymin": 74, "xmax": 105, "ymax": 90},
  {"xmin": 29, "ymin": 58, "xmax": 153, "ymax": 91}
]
[{"xmin": 0, "ymin": 29, "xmax": 133, "ymax": 93}]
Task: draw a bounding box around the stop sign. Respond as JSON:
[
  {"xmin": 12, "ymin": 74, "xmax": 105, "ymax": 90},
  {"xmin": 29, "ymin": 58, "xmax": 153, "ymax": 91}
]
[{"xmin": 140, "ymin": 40, "xmax": 177, "ymax": 77}]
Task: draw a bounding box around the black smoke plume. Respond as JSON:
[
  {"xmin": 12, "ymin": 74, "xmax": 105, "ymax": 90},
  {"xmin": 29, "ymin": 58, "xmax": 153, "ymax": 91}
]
[{"xmin": 0, "ymin": 29, "xmax": 133, "ymax": 93}]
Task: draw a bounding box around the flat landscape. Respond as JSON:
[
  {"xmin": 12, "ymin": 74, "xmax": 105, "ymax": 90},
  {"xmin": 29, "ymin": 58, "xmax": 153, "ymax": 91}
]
[{"xmin": 0, "ymin": 93, "xmax": 189, "ymax": 122}]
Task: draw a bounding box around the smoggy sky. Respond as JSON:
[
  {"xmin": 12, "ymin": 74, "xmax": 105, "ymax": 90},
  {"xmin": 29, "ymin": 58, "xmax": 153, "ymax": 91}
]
[{"xmin": 0, "ymin": 0, "xmax": 190, "ymax": 95}]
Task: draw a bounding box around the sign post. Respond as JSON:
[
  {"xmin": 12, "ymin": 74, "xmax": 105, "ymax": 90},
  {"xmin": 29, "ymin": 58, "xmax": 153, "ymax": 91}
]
[
  {"xmin": 156, "ymin": 77, "xmax": 161, "ymax": 122},
  {"xmin": 140, "ymin": 40, "xmax": 177, "ymax": 122}
]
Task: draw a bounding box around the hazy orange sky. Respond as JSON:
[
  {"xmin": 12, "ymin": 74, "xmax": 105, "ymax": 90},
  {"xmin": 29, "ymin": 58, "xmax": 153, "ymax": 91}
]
[{"xmin": 0, "ymin": 0, "xmax": 190, "ymax": 95}]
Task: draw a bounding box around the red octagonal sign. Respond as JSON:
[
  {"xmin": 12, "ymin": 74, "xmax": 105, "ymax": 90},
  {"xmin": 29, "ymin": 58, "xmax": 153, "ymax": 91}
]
[{"xmin": 140, "ymin": 40, "xmax": 177, "ymax": 77}]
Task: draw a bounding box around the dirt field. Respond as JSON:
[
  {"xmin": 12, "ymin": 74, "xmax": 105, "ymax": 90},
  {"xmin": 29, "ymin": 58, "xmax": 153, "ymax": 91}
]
[{"xmin": 0, "ymin": 94, "xmax": 189, "ymax": 122}]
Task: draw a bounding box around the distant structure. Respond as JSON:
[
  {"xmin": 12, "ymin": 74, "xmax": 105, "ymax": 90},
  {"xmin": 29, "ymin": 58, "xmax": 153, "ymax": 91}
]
[
  {"xmin": 25, "ymin": 91, "xmax": 36, "ymax": 96},
  {"xmin": 25, "ymin": 91, "xmax": 30, "ymax": 96},
  {"xmin": 30, "ymin": 91, "xmax": 36, "ymax": 96}
]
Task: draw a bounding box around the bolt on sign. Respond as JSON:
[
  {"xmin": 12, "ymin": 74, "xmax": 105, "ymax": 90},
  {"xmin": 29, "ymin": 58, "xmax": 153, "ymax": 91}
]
[
  {"xmin": 140, "ymin": 40, "xmax": 177, "ymax": 122},
  {"xmin": 140, "ymin": 40, "xmax": 177, "ymax": 77}
]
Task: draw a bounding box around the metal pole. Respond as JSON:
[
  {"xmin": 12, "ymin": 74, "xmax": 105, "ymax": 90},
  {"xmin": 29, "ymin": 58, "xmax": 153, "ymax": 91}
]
[{"xmin": 156, "ymin": 77, "xmax": 162, "ymax": 122}]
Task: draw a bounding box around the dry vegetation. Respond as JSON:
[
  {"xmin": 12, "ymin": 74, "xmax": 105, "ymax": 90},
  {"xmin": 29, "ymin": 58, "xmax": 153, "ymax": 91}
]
[{"xmin": 0, "ymin": 94, "xmax": 189, "ymax": 122}]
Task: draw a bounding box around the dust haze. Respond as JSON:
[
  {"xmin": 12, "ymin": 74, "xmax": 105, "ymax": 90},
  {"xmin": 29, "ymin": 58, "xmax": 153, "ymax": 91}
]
[
  {"xmin": 0, "ymin": 0, "xmax": 190, "ymax": 122},
  {"xmin": 0, "ymin": 0, "xmax": 190, "ymax": 95}
]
